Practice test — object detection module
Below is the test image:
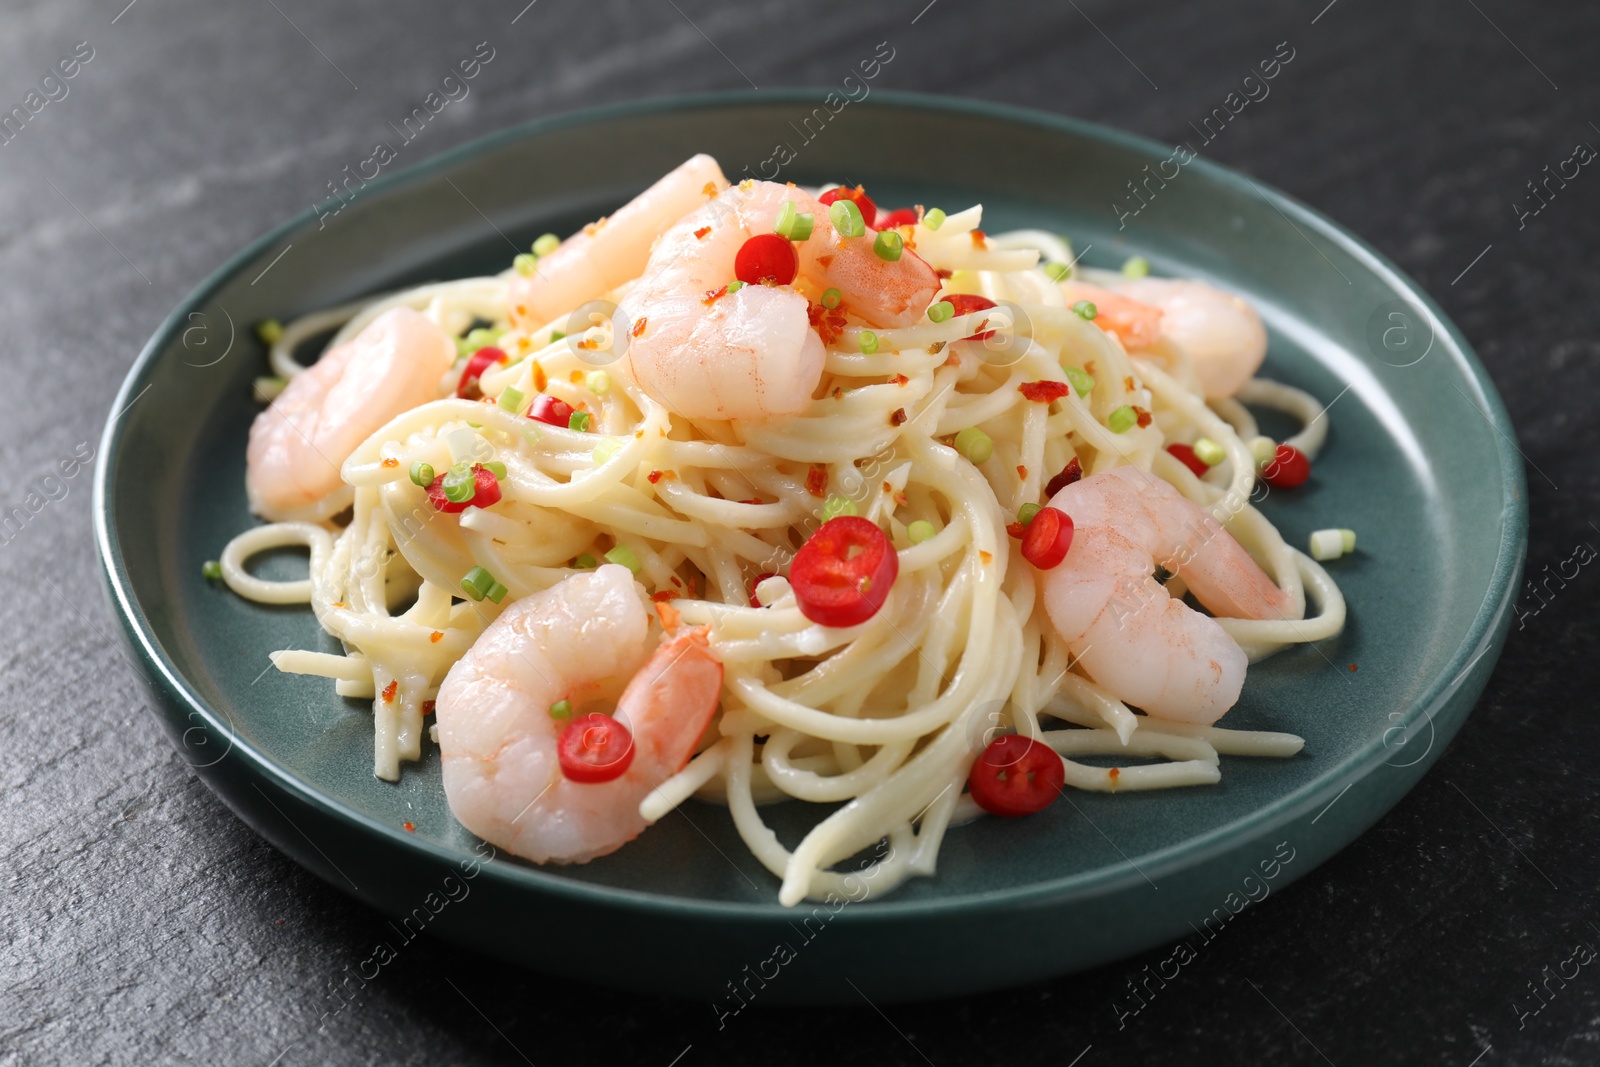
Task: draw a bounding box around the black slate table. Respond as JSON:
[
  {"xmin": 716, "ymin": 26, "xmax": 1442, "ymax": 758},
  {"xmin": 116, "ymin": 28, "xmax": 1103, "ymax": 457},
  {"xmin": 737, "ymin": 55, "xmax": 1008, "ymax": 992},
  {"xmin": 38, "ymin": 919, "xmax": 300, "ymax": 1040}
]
[{"xmin": 4, "ymin": 1, "xmax": 1597, "ymax": 1064}]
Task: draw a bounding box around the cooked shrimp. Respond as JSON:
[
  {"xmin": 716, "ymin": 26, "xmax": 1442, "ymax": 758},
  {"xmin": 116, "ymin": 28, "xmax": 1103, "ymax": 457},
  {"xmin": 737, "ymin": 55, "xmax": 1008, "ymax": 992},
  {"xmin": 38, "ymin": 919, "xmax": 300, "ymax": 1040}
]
[
  {"xmin": 1060, "ymin": 281, "xmax": 1164, "ymax": 351},
  {"xmin": 619, "ymin": 180, "xmax": 941, "ymax": 421},
  {"xmin": 434, "ymin": 564, "xmax": 724, "ymax": 864},
  {"xmin": 1102, "ymin": 278, "xmax": 1268, "ymax": 398},
  {"xmin": 246, "ymin": 306, "xmax": 454, "ymax": 521},
  {"xmin": 507, "ymin": 154, "xmax": 730, "ymax": 331},
  {"xmin": 1039, "ymin": 466, "xmax": 1292, "ymax": 725}
]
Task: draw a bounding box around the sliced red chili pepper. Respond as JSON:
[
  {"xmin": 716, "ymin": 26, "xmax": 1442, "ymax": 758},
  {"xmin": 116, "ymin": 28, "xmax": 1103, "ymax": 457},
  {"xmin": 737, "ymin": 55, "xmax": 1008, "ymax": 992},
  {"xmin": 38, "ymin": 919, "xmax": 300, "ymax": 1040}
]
[
  {"xmin": 1043, "ymin": 457, "xmax": 1082, "ymax": 501},
  {"xmin": 967, "ymin": 734, "xmax": 1063, "ymax": 817},
  {"xmin": 734, "ymin": 234, "xmax": 799, "ymax": 286},
  {"xmin": 748, "ymin": 571, "xmax": 778, "ymax": 607},
  {"xmin": 528, "ymin": 394, "xmax": 574, "ymax": 428},
  {"xmin": 818, "ymin": 185, "xmax": 877, "ymax": 227},
  {"xmin": 877, "ymin": 207, "xmax": 919, "ymax": 228},
  {"xmin": 944, "ymin": 294, "xmax": 998, "ymax": 341},
  {"xmin": 1261, "ymin": 444, "xmax": 1311, "ymax": 489},
  {"xmin": 790, "ymin": 516, "xmax": 898, "ymax": 627},
  {"xmin": 1166, "ymin": 443, "xmax": 1210, "ymax": 478},
  {"xmin": 1020, "ymin": 507, "xmax": 1074, "ymax": 569},
  {"xmin": 425, "ymin": 465, "xmax": 502, "ymax": 513},
  {"xmin": 557, "ymin": 712, "xmax": 635, "ymax": 783},
  {"xmin": 455, "ymin": 346, "xmax": 507, "ymax": 399}
]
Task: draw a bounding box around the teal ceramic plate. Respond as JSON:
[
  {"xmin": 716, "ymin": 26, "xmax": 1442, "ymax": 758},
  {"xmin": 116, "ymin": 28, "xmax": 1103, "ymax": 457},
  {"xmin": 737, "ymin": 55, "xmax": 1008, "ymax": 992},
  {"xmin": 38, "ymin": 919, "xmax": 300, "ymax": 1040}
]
[{"xmin": 95, "ymin": 92, "xmax": 1526, "ymax": 1003}]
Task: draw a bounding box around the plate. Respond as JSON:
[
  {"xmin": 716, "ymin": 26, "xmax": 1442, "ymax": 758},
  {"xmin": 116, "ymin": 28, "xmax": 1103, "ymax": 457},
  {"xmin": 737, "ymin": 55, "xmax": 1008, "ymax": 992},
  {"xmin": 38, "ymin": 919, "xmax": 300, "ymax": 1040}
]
[{"xmin": 94, "ymin": 91, "xmax": 1527, "ymax": 1003}]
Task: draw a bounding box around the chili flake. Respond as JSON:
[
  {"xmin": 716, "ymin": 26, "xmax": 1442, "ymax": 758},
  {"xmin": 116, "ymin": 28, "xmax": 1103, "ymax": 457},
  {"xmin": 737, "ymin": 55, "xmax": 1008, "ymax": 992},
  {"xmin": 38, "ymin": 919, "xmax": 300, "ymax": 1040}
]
[
  {"xmin": 694, "ymin": 226, "xmax": 711, "ymax": 239},
  {"xmin": 1044, "ymin": 457, "xmax": 1083, "ymax": 498},
  {"xmin": 381, "ymin": 457, "xmax": 399, "ymax": 469},
  {"xmin": 422, "ymin": 700, "xmax": 436, "ymax": 715},
  {"xmin": 1019, "ymin": 380, "xmax": 1072, "ymax": 403},
  {"xmin": 403, "ymin": 821, "xmax": 415, "ymax": 832},
  {"xmin": 533, "ymin": 364, "xmax": 548, "ymax": 392},
  {"xmin": 805, "ymin": 464, "xmax": 828, "ymax": 498},
  {"xmin": 971, "ymin": 230, "xmax": 988, "ymax": 249},
  {"xmin": 1016, "ymin": 465, "xmax": 1028, "ymax": 479},
  {"xmin": 381, "ymin": 680, "xmax": 398, "ymax": 703},
  {"xmin": 702, "ymin": 284, "xmax": 729, "ymax": 305},
  {"xmin": 1135, "ymin": 406, "xmax": 1153, "ymax": 428},
  {"xmin": 430, "ymin": 631, "xmax": 443, "ymax": 643},
  {"xmin": 890, "ymin": 408, "xmax": 908, "ymax": 426},
  {"xmin": 891, "ymin": 373, "xmax": 909, "ymax": 386}
]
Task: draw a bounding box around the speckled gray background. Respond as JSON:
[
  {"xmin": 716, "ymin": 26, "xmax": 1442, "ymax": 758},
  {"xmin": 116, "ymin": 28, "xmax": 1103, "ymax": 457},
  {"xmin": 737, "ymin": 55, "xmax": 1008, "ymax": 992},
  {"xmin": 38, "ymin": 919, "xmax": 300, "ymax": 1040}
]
[{"xmin": 2, "ymin": 1, "xmax": 1596, "ymax": 1064}]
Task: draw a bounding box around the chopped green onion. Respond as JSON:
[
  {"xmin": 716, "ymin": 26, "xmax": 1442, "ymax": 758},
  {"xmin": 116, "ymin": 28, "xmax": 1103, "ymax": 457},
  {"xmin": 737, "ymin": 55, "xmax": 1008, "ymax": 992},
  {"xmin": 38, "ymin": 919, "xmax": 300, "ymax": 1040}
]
[
  {"xmin": 605, "ymin": 544, "xmax": 642, "ymax": 574},
  {"xmin": 460, "ymin": 565, "xmax": 495, "ymax": 601},
  {"xmin": 532, "ymin": 233, "xmax": 560, "ymax": 257},
  {"xmin": 829, "ymin": 199, "xmax": 866, "ymax": 238},
  {"xmin": 465, "ymin": 327, "xmax": 498, "ymax": 350},
  {"xmin": 549, "ymin": 329, "xmax": 566, "ymax": 342},
  {"xmin": 568, "ymin": 411, "xmax": 591, "ymax": 433},
  {"xmin": 255, "ymin": 319, "xmax": 283, "ymax": 344},
  {"xmin": 1043, "ymin": 262, "xmax": 1071, "ymax": 281},
  {"xmin": 481, "ymin": 460, "xmax": 507, "ymax": 480},
  {"xmin": 442, "ymin": 461, "xmax": 477, "ymax": 503},
  {"xmin": 907, "ymin": 520, "xmax": 936, "ymax": 544},
  {"xmin": 1341, "ymin": 528, "xmax": 1357, "ymax": 553},
  {"xmin": 549, "ymin": 699, "xmax": 573, "ymax": 719},
  {"xmin": 1192, "ymin": 437, "xmax": 1226, "ymax": 468},
  {"xmin": 1308, "ymin": 529, "xmax": 1347, "ymax": 561},
  {"xmin": 1064, "ymin": 367, "xmax": 1095, "ymax": 395},
  {"xmin": 513, "ymin": 253, "xmax": 536, "ymax": 276},
  {"xmin": 485, "ymin": 581, "xmax": 509, "ymax": 604},
  {"xmin": 923, "ymin": 208, "xmax": 946, "ymax": 230},
  {"xmin": 873, "ymin": 230, "xmax": 904, "ymax": 261},
  {"xmin": 858, "ymin": 330, "xmax": 879, "ymax": 355},
  {"xmin": 591, "ymin": 438, "xmax": 620, "ymax": 464},
  {"xmin": 726, "ymin": 280, "xmax": 746, "ymax": 293},
  {"xmin": 774, "ymin": 201, "xmax": 815, "ymax": 241},
  {"xmin": 928, "ymin": 300, "xmax": 955, "ymax": 323},
  {"xmin": 1071, "ymin": 300, "xmax": 1098, "ymax": 320},
  {"xmin": 1107, "ymin": 405, "xmax": 1137, "ymax": 433},
  {"xmin": 573, "ymin": 553, "xmax": 597, "ymax": 570},
  {"xmin": 252, "ymin": 376, "xmax": 286, "ymax": 403},
  {"xmin": 1018, "ymin": 503, "xmax": 1042, "ymax": 526},
  {"xmin": 1122, "ymin": 255, "xmax": 1151, "ymax": 279},
  {"xmin": 820, "ymin": 496, "xmax": 858, "ymax": 521},
  {"xmin": 409, "ymin": 461, "xmax": 435, "ymax": 487},
  {"xmin": 1248, "ymin": 436, "xmax": 1278, "ymax": 465},
  {"xmin": 201, "ymin": 560, "xmax": 223, "ymax": 580},
  {"xmin": 821, "ymin": 287, "xmax": 842, "ymax": 309},
  {"xmin": 586, "ymin": 370, "xmax": 611, "ymax": 394},
  {"xmin": 954, "ymin": 427, "xmax": 993, "ymax": 464},
  {"xmin": 498, "ymin": 386, "xmax": 526, "ymax": 413}
]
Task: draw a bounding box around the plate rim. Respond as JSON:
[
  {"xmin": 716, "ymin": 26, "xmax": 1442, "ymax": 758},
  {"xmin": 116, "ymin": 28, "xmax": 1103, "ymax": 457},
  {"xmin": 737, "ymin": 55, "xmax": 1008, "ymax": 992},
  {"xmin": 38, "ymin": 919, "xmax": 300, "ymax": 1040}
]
[{"xmin": 93, "ymin": 88, "xmax": 1529, "ymax": 921}]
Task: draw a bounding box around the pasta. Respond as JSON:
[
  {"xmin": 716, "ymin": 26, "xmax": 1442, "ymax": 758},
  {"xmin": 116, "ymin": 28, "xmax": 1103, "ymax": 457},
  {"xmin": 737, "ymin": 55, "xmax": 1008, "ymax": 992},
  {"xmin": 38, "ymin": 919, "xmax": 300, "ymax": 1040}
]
[{"xmin": 220, "ymin": 165, "xmax": 1345, "ymax": 904}]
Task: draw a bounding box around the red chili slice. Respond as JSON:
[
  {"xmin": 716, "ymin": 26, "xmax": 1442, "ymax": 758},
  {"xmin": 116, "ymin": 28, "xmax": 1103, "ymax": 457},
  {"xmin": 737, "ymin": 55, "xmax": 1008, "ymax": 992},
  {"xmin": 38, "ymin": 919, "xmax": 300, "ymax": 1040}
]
[
  {"xmin": 425, "ymin": 465, "xmax": 502, "ymax": 513},
  {"xmin": 734, "ymin": 234, "xmax": 799, "ymax": 286},
  {"xmin": 455, "ymin": 346, "xmax": 507, "ymax": 399},
  {"xmin": 528, "ymin": 394, "xmax": 574, "ymax": 428},
  {"xmin": 790, "ymin": 516, "xmax": 898, "ymax": 627},
  {"xmin": 1261, "ymin": 444, "xmax": 1311, "ymax": 489},
  {"xmin": 877, "ymin": 207, "xmax": 919, "ymax": 228},
  {"xmin": 1020, "ymin": 507, "xmax": 1074, "ymax": 569},
  {"xmin": 818, "ymin": 185, "xmax": 877, "ymax": 227},
  {"xmin": 1043, "ymin": 457, "xmax": 1082, "ymax": 500},
  {"xmin": 557, "ymin": 713, "xmax": 635, "ymax": 782},
  {"xmin": 967, "ymin": 734, "xmax": 1063, "ymax": 817},
  {"xmin": 943, "ymin": 293, "xmax": 998, "ymax": 341},
  {"xmin": 1166, "ymin": 443, "xmax": 1210, "ymax": 478}
]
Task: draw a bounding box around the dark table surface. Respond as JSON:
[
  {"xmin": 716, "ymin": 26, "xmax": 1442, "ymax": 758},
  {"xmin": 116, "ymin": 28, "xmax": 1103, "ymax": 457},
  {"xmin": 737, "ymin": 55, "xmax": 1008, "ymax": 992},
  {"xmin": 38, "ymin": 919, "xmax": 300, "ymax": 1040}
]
[{"xmin": 4, "ymin": 0, "xmax": 1597, "ymax": 1063}]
